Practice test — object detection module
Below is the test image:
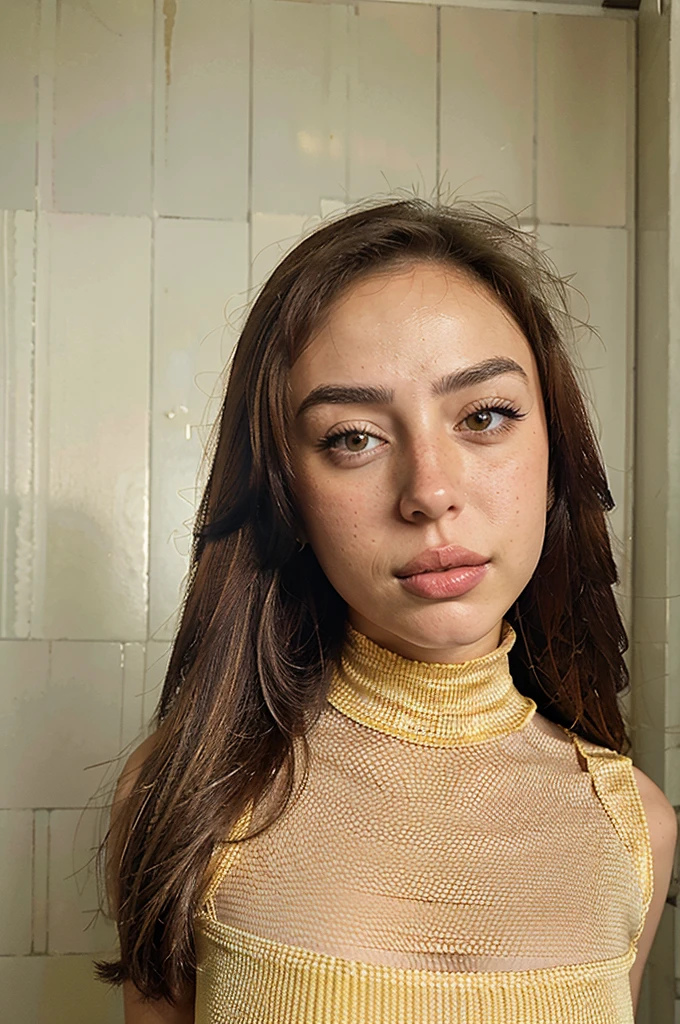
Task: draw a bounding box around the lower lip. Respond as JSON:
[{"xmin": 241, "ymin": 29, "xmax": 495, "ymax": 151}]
[{"xmin": 396, "ymin": 562, "xmax": 490, "ymax": 599}]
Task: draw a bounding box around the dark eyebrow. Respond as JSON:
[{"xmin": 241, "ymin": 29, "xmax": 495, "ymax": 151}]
[{"xmin": 294, "ymin": 356, "xmax": 530, "ymax": 419}]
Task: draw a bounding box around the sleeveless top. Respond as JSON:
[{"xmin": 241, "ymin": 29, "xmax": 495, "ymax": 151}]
[{"xmin": 193, "ymin": 620, "xmax": 654, "ymax": 1023}]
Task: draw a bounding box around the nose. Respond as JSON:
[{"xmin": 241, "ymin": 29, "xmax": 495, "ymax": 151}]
[{"xmin": 398, "ymin": 432, "xmax": 466, "ymax": 523}]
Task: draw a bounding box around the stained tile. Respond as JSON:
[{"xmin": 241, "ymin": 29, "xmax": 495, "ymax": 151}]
[
  {"xmin": 637, "ymin": 0, "xmax": 670, "ymax": 232},
  {"xmin": 631, "ymin": 640, "xmax": 668, "ymax": 783},
  {"xmin": 0, "ymin": 0, "xmax": 38, "ymax": 210},
  {"xmin": 43, "ymin": 213, "xmax": 150, "ymax": 641},
  {"xmin": 150, "ymin": 217, "xmax": 248, "ymax": 641},
  {"xmin": 348, "ymin": 3, "xmax": 436, "ymax": 201},
  {"xmin": 0, "ymin": 639, "xmax": 123, "ymax": 809},
  {"xmin": 0, "ymin": 954, "xmax": 123, "ymax": 1024},
  {"xmin": 0, "ymin": 210, "xmax": 36, "ymax": 638},
  {"xmin": 156, "ymin": 0, "xmax": 250, "ymax": 219},
  {"xmin": 0, "ymin": 811, "xmax": 33, "ymax": 954},
  {"xmin": 54, "ymin": 0, "xmax": 153, "ymax": 215},
  {"xmin": 537, "ymin": 16, "xmax": 631, "ymax": 227},
  {"xmin": 440, "ymin": 8, "xmax": 533, "ymax": 214},
  {"xmin": 253, "ymin": 0, "xmax": 348, "ymax": 216}
]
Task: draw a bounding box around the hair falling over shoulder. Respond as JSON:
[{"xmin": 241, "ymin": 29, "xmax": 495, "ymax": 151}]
[{"xmin": 94, "ymin": 195, "xmax": 631, "ymax": 1006}]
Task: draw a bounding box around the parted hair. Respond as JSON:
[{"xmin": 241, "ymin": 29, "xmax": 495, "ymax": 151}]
[{"xmin": 95, "ymin": 196, "xmax": 630, "ymax": 1006}]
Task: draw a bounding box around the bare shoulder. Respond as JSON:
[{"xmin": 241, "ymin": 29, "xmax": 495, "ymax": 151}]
[
  {"xmin": 628, "ymin": 764, "xmax": 678, "ymax": 1012},
  {"xmin": 630, "ymin": 764, "xmax": 677, "ymax": 851}
]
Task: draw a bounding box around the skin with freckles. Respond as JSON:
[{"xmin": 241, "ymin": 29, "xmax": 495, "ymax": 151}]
[{"xmin": 288, "ymin": 261, "xmax": 550, "ymax": 666}]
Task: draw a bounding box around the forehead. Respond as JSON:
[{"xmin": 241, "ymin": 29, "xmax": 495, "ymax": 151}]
[{"xmin": 293, "ymin": 262, "xmax": 536, "ymax": 386}]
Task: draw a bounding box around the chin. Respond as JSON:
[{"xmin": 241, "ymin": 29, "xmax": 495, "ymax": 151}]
[{"xmin": 380, "ymin": 601, "xmax": 510, "ymax": 656}]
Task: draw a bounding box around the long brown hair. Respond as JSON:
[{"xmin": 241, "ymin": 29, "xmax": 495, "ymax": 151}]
[{"xmin": 95, "ymin": 196, "xmax": 630, "ymax": 1005}]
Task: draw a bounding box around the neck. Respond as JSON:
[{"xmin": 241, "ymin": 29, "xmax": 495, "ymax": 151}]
[{"xmin": 326, "ymin": 619, "xmax": 537, "ymax": 747}]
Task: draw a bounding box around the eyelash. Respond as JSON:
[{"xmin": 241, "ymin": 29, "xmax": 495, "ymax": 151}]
[{"xmin": 315, "ymin": 400, "xmax": 528, "ymax": 461}]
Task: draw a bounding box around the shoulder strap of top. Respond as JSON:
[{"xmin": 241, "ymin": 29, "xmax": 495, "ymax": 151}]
[
  {"xmin": 561, "ymin": 727, "xmax": 654, "ymax": 944},
  {"xmin": 199, "ymin": 798, "xmax": 255, "ymax": 920}
]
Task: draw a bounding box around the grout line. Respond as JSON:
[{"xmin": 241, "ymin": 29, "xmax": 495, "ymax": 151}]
[
  {"xmin": 31, "ymin": 809, "xmax": 49, "ymax": 955},
  {"xmin": 30, "ymin": 810, "xmax": 36, "ymax": 954},
  {"xmin": 119, "ymin": 643, "xmax": 125, "ymax": 752},
  {"xmin": 31, "ymin": 0, "xmax": 56, "ymax": 639},
  {"xmin": 45, "ymin": 811, "xmax": 51, "ymax": 953},
  {"xmin": 247, "ymin": 0, "xmax": 254, "ymax": 296},
  {"xmin": 146, "ymin": 0, "xmax": 161, "ymax": 672},
  {"xmin": 0, "ymin": 951, "xmax": 117, "ymax": 959},
  {"xmin": 306, "ymin": 0, "xmax": 636, "ymax": 17},
  {"xmin": 1, "ymin": 211, "xmax": 11, "ymax": 636},
  {"xmin": 435, "ymin": 7, "xmax": 441, "ymax": 201},
  {"xmin": 532, "ymin": 11, "xmax": 538, "ymax": 225}
]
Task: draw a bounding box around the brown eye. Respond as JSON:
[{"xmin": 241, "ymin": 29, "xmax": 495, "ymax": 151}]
[
  {"xmin": 464, "ymin": 410, "xmax": 494, "ymax": 432},
  {"xmin": 345, "ymin": 432, "xmax": 370, "ymax": 452}
]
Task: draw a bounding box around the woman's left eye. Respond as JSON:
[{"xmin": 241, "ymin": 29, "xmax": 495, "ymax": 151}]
[{"xmin": 461, "ymin": 406, "xmax": 521, "ymax": 433}]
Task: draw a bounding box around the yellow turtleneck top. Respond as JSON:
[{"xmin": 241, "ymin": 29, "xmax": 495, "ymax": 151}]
[{"xmin": 194, "ymin": 620, "xmax": 653, "ymax": 1023}]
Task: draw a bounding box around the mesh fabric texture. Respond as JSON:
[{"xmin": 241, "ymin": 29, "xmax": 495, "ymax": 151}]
[{"xmin": 194, "ymin": 620, "xmax": 653, "ymax": 1023}]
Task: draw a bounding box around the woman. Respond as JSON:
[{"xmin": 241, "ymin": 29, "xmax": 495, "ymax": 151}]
[{"xmin": 97, "ymin": 197, "xmax": 676, "ymax": 1024}]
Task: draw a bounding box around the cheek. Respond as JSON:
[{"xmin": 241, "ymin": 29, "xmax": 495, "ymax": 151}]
[
  {"xmin": 294, "ymin": 464, "xmax": 387, "ymax": 564},
  {"xmin": 480, "ymin": 451, "xmax": 548, "ymax": 536},
  {"xmin": 295, "ymin": 466, "xmax": 350, "ymax": 526}
]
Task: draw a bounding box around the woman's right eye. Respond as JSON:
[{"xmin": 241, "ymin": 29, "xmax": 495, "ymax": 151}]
[{"xmin": 316, "ymin": 427, "xmax": 386, "ymax": 460}]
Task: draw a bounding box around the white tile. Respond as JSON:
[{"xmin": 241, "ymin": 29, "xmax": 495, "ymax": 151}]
[
  {"xmin": 537, "ymin": 226, "xmax": 630, "ymax": 584},
  {"xmin": 348, "ymin": 3, "xmax": 436, "ymax": 202},
  {"xmin": 32, "ymin": 810, "xmax": 49, "ymax": 954},
  {"xmin": 637, "ymin": 0, "xmax": 669, "ymax": 232},
  {"xmin": 252, "ymin": 0, "xmax": 348, "ymax": 217},
  {"xmin": 0, "ymin": 640, "xmax": 49, "ymax": 807},
  {"xmin": 54, "ymin": 0, "xmax": 153, "ymax": 215},
  {"xmin": 0, "ymin": 811, "xmax": 33, "ymax": 954},
  {"xmin": 251, "ymin": 211, "xmax": 310, "ymax": 295},
  {"xmin": 0, "ymin": 954, "xmax": 123, "ymax": 1024},
  {"xmin": 631, "ymin": 641, "xmax": 668, "ymax": 780},
  {"xmin": 48, "ymin": 809, "xmax": 117, "ymax": 954},
  {"xmin": 121, "ymin": 644, "xmax": 145, "ymax": 750},
  {"xmin": 666, "ymin": 597, "xmax": 680, "ymax": 739},
  {"xmin": 537, "ymin": 16, "xmax": 631, "ymax": 227},
  {"xmin": 43, "ymin": 213, "xmax": 150, "ymax": 641},
  {"xmin": 0, "ymin": 1, "xmax": 38, "ymax": 209},
  {"xmin": 632, "ymin": 228, "xmax": 670, "ymax": 627},
  {"xmin": 0, "ymin": 639, "xmax": 123, "ymax": 809},
  {"xmin": 0, "ymin": 210, "xmax": 36, "ymax": 638},
  {"xmin": 440, "ymin": 8, "xmax": 533, "ymax": 214},
  {"xmin": 156, "ymin": 0, "xmax": 250, "ymax": 219},
  {"xmin": 150, "ymin": 218, "xmax": 248, "ymax": 641}
]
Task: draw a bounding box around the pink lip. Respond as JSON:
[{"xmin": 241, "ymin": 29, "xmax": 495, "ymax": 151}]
[
  {"xmin": 397, "ymin": 562, "xmax": 490, "ymax": 600},
  {"xmin": 395, "ymin": 543, "xmax": 489, "ymax": 578}
]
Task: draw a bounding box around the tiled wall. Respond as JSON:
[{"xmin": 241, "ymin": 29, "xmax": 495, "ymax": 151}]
[
  {"xmin": 0, "ymin": 0, "xmax": 635, "ymax": 1019},
  {"xmin": 632, "ymin": 0, "xmax": 679, "ymax": 1020}
]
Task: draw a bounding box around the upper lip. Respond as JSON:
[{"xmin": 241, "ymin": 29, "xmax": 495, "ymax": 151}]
[{"xmin": 395, "ymin": 544, "xmax": 490, "ymax": 577}]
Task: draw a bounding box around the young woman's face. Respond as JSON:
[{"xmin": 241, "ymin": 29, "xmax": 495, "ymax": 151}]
[{"xmin": 288, "ymin": 261, "xmax": 550, "ymax": 663}]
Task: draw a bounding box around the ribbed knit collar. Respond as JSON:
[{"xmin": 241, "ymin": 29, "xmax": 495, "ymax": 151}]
[{"xmin": 326, "ymin": 619, "xmax": 537, "ymax": 747}]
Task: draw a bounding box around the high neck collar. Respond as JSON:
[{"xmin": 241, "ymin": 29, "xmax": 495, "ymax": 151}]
[{"xmin": 326, "ymin": 619, "xmax": 537, "ymax": 747}]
